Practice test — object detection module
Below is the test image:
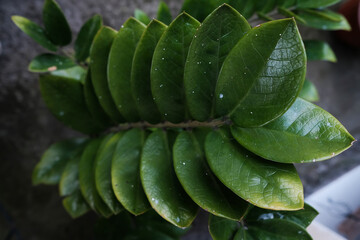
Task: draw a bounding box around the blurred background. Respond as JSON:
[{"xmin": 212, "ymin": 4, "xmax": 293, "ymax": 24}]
[{"xmin": 0, "ymin": 0, "xmax": 359, "ymax": 239}]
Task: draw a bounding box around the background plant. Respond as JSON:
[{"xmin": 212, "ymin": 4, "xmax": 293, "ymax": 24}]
[{"xmin": 11, "ymin": 0, "xmax": 354, "ymax": 239}]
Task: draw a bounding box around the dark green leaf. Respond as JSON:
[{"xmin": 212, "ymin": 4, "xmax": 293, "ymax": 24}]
[
  {"xmin": 299, "ymin": 79, "xmax": 319, "ymax": 102},
  {"xmin": 208, "ymin": 214, "xmax": 239, "ymax": 240},
  {"xmin": 28, "ymin": 53, "xmax": 76, "ymax": 73},
  {"xmin": 205, "ymin": 130, "xmax": 304, "ymax": 210},
  {"xmin": 255, "ymin": 0, "xmax": 276, "ymax": 14},
  {"xmin": 304, "ymin": 40, "xmax": 337, "ymax": 62},
  {"xmin": 296, "ymin": 0, "xmax": 341, "ymax": 8},
  {"xmin": 95, "ymin": 133, "xmax": 124, "ymax": 214},
  {"xmin": 151, "ymin": 13, "xmax": 200, "ymax": 123},
  {"xmin": 140, "ymin": 130, "xmax": 198, "ymax": 227},
  {"xmin": 11, "ymin": 16, "xmax": 57, "ymax": 51},
  {"xmin": 62, "ymin": 190, "xmax": 90, "ymax": 218},
  {"xmin": 131, "ymin": 20, "xmax": 167, "ymax": 124},
  {"xmin": 231, "ymin": 98, "xmax": 355, "ymax": 163},
  {"xmin": 134, "ymin": 9, "xmax": 151, "ymax": 25},
  {"xmin": 79, "ymin": 139, "xmax": 113, "ymax": 218},
  {"xmin": 233, "ymin": 228, "xmax": 255, "ymax": 240},
  {"xmin": 157, "ymin": 2, "xmax": 172, "ymax": 25},
  {"xmin": 247, "ymin": 219, "xmax": 311, "ymax": 240},
  {"xmin": 32, "ymin": 138, "xmax": 88, "ymax": 185},
  {"xmin": 95, "ymin": 212, "xmax": 133, "ymax": 239},
  {"xmin": 228, "ymin": 0, "xmax": 256, "ymax": 19},
  {"xmin": 215, "ymin": 19, "xmax": 306, "ymax": 127},
  {"xmin": 246, "ymin": 203, "xmax": 318, "ymax": 228},
  {"xmin": 39, "ymin": 74, "xmax": 104, "ymax": 134},
  {"xmin": 75, "ymin": 15, "xmax": 102, "ymax": 62},
  {"xmin": 184, "ymin": 4, "xmax": 251, "ymax": 121},
  {"xmin": 84, "ymin": 70, "xmax": 113, "ymax": 128},
  {"xmin": 174, "ymin": 130, "xmax": 249, "ymax": 221},
  {"xmin": 180, "ymin": 0, "xmax": 223, "ymax": 22},
  {"xmin": 42, "ymin": 0, "xmax": 72, "ymax": 46},
  {"xmin": 90, "ymin": 26, "xmax": 124, "ymax": 123},
  {"xmin": 277, "ymin": 7, "xmax": 306, "ymax": 24},
  {"xmin": 50, "ymin": 66, "xmax": 86, "ymax": 82},
  {"xmin": 108, "ymin": 18, "xmax": 146, "ymax": 122},
  {"xmin": 297, "ymin": 9, "xmax": 351, "ymax": 31},
  {"xmin": 112, "ymin": 129, "xmax": 150, "ymax": 215},
  {"xmin": 59, "ymin": 154, "xmax": 81, "ymax": 196}
]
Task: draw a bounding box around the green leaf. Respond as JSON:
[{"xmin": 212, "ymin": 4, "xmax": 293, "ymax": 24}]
[
  {"xmin": 90, "ymin": 26, "xmax": 124, "ymax": 123},
  {"xmin": 59, "ymin": 154, "xmax": 81, "ymax": 196},
  {"xmin": 184, "ymin": 4, "xmax": 251, "ymax": 121},
  {"xmin": 247, "ymin": 219, "xmax": 311, "ymax": 240},
  {"xmin": 79, "ymin": 139, "xmax": 113, "ymax": 218},
  {"xmin": 50, "ymin": 66, "xmax": 86, "ymax": 82},
  {"xmin": 205, "ymin": 129, "xmax": 304, "ymax": 210},
  {"xmin": 215, "ymin": 18, "xmax": 306, "ymax": 127},
  {"xmin": 299, "ymin": 79, "xmax": 319, "ymax": 102},
  {"xmin": 28, "ymin": 54, "xmax": 76, "ymax": 73},
  {"xmin": 108, "ymin": 18, "xmax": 146, "ymax": 122},
  {"xmin": 32, "ymin": 138, "xmax": 88, "ymax": 185},
  {"xmin": 95, "ymin": 212, "xmax": 133, "ymax": 238},
  {"xmin": 181, "ymin": 0, "xmax": 222, "ymax": 22},
  {"xmin": 228, "ymin": 0, "xmax": 256, "ymax": 19},
  {"xmin": 95, "ymin": 133, "xmax": 124, "ymax": 214},
  {"xmin": 297, "ymin": 9, "xmax": 351, "ymax": 31},
  {"xmin": 134, "ymin": 9, "xmax": 151, "ymax": 25},
  {"xmin": 11, "ymin": 16, "xmax": 57, "ymax": 51},
  {"xmin": 112, "ymin": 129, "xmax": 150, "ymax": 215},
  {"xmin": 255, "ymin": 0, "xmax": 277, "ymax": 14},
  {"xmin": 173, "ymin": 130, "xmax": 249, "ymax": 221},
  {"xmin": 42, "ymin": 0, "xmax": 72, "ymax": 46},
  {"xmin": 140, "ymin": 130, "xmax": 198, "ymax": 227},
  {"xmin": 304, "ymin": 40, "xmax": 337, "ymax": 62},
  {"xmin": 131, "ymin": 20, "xmax": 167, "ymax": 124},
  {"xmin": 208, "ymin": 214, "xmax": 239, "ymax": 240},
  {"xmin": 84, "ymin": 70, "xmax": 113, "ymax": 128},
  {"xmin": 62, "ymin": 190, "xmax": 90, "ymax": 218},
  {"xmin": 277, "ymin": 7, "xmax": 306, "ymax": 24},
  {"xmin": 296, "ymin": 0, "xmax": 341, "ymax": 8},
  {"xmin": 233, "ymin": 228, "xmax": 255, "ymax": 240},
  {"xmin": 39, "ymin": 74, "xmax": 104, "ymax": 134},
  {"xmin": 231, "ymin": 98, "xmax": 355, "ymax": 163},
  {"xmin": 157, "ymin": 2, "xmax": 172, "ymax": 25},
  {"xmin": 151, "ymin": 13, "xmax": 200, "ymax": 123},
  {"xmin": 245, "ymin": 203, "xmax": 318, "ymax": 228},
  {"xmin": 75, "ymin": 15, "xmax": 102, "ymax": 62}
]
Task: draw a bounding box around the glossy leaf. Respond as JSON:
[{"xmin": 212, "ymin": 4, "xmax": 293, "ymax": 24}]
[
  {"xmin": 134, "ymin": 9, "xmax": 151, "ymax": 25},
  {"xmin": 232, "ymin": 98, "xmax": 355, "ymax": 163},
  {"xmin": 50, "ymin": 66, "xmax": 86, "ymax": 82},
  {"xmin": 215, "ymin": 19, "xmax": 306, "ymax": 127},
  {"xmin": 140, "ymin": 130, "xmax": 198, "ymax": 227},
  {"xmin": 180, "ymin": 0, "xmax": 223, "ymax": 22},
  {"xmin": 184, "ymin": 4, "xmax": 251, "ymax": 121},
  {"xmin": 75, "ymin": 15, "xmax": 102, "ymax": 62},
  {"xmin": 108, "ymin": 18, "xmax": 146, "ymax": 122},
  {"xmin": 131, "ymin": 20, "xmax": 167, "ymax": 123},
  {"xmin": 90, "ymin": 27, "xmax": 124, "ymax": 123},
  {"xmin": 62, "ymin": 190, "xmax": 90, "ymax": 218},
  {"xmin": 246, "ymin": 203, "xmax": 318, "ymax": 228},
  {"xmin": 173, "ymin": 130, "xmax": 249, "ymax": 221},
  {"xmin": 84, "ymin": 70, "xmax": 113, "ymax": 128},
  {"xmin": 228, "ymin": 0, "xmax": 256, "ymax": 19},
  {"xmin": 42, "ymin": 0, "xmax": 72, "ymax": 46},
  {"xmin": 304, "ymin": 40, "xmax": 337, "ymax": 62},
  {"xmin": 28, "ymin": 54, "xmax": 76, "ymax": 73},
  {"xmin": 33, "ymin": 138, "xmax": 88, "ymax": 185},
  {"xmin": 11, "ymin": 16, "xmax": 57, "ymax": 51},
  {"xmin": 59, "ymin": 154, "xmax": 81, "ymax": 196},
  {"xmin": 95, "ymin": 133, "xmax": 124, "ymax": 214},
  {"xmin": 208, "ymin": 214, "xmax": 239, "ymax": 240},
  {"xmin": 112, "ymin": 129, "xmax": 150, "ymax": 215},
  {"xmin": 297, "ymin": 9, "xmax": 351, "ymax": 31},
  {"xmin": 39, "ymin": 74, "xmax": 104, "ymax": 134},
  {"xmin": 299, "ymin": 79, "xmax": 319, "ymax": 102},
  {"xmin": 205, "ymin": 130, "xmax": 304, "ymax": 210},
  {"xmin": 297, "ymin": 0, "xmax": 341, "ymax": 8},
  {"xmin": 79, "ymin": 139, "xmax": 113, "ymax": 218},
  {"xmin": 151, "ymin": 13, "xmax": 200, "ymax": 123},
  {"xmin": 157, "ymin": 2, "xmax": 172, "ymax": 25}
]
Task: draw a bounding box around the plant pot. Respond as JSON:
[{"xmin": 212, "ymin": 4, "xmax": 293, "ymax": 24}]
[{"xmin": 337, "ymin": 0, "xmax": 360, "ymax": 47}]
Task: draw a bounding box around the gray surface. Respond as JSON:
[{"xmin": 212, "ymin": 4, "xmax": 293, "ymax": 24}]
[{"xmin": 0, "ymin": 0, "xmax": 359, "ymax": 239}]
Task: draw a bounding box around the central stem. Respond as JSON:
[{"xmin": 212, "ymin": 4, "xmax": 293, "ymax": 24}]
[{"xmin": 108, "ymin": 118, "xmax": 232, "ymax": 132}]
